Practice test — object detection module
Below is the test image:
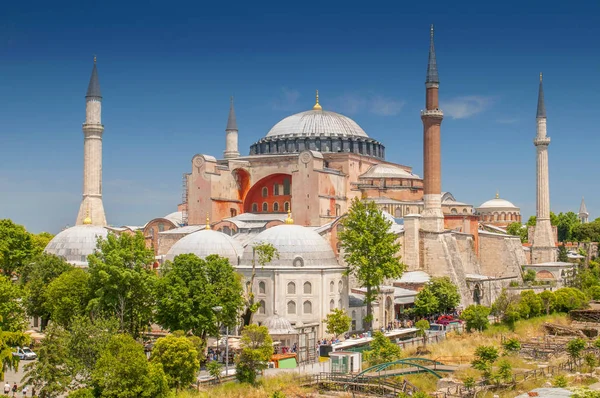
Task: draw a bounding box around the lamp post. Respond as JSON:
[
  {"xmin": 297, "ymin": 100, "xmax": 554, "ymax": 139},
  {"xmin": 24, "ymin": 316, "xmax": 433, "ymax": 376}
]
[{"xmin": 212, "ymin": 306, "xmax": 229, "ymax": 376}]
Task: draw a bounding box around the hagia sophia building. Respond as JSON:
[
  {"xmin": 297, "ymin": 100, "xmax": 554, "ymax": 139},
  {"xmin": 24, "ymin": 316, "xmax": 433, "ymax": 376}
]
[{"xmin": 45, "ymin": 26, "xmax": 572, "ymax": 341}]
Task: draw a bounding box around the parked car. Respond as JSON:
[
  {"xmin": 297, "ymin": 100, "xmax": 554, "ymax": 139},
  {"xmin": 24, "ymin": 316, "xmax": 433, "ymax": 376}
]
[{"xmin": 12, "ymin": 347, "xmax": 37, "ymax": 360}]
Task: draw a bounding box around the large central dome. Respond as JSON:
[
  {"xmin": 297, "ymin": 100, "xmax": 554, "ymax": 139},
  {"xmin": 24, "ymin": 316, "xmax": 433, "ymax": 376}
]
[{"xmin": 265, "ymin": 109, "xmax": 369, "ymax": 139}]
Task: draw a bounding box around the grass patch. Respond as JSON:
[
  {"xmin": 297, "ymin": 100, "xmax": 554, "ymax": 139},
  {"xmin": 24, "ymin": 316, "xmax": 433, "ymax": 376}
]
[
  {"xmin": 401, "ymin": 373, "xmax": 439, "ymax": 393},
  {"xmin": 177, "ymin": 374, "xmax": 315, "ymax": 398}
]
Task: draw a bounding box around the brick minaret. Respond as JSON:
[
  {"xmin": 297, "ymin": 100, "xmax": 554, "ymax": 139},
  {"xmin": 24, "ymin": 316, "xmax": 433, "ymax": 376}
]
[
  {"xmin": 420, "ymin": 25, "xmax": 444, "ymax": 232},
  {"xmin": 223, "ymin": 96, "xmax": 240, "ymax": 159},
  {"xmin": 76, "ymin": 58, "xmax": 107, "ymax": 226},
  {"xmin": 531, "ymin": 73, "xmax": 556, "ymax": 263}
]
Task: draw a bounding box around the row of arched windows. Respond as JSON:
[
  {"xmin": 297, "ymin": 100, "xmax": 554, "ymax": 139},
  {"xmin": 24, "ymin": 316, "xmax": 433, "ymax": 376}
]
[
  {"xmin": 283, "ymin": 280, "xmax": 344, "ymax": 295},
  {"xmin": 251, "ymin": 201, "xmax": 291, "ymax": 213},
  {"xmin": 480, "ymin": 212, "xmax": 521, "ymax": 222},
  {"xmin": 255, "ymin": 300, "xmax": 314, "ymax": 315}
]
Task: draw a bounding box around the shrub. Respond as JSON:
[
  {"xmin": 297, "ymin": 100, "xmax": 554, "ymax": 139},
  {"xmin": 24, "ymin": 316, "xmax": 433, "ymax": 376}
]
[
  {"xmin": 553, "ymin": 375, "xmax": 568, "ymax": 388},
  {"xmin": 502, "ymin": 337, "xmax": 521, "ymax": 354},
  {"xmin": 460, "ymin": 305, "xmax": 490, "ymax": 332}
]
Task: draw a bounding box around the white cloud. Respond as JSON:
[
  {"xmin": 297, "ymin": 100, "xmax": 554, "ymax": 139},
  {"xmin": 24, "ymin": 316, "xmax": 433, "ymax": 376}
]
[
  {"xmin": 271, "ymin": 87, "xmax": 301, "ymax": 111},
  {"xmin": 369, "ymin": 96, "xmax": 406, "ymax": 116},
  {"xmin": 441, "ymin": 96, "xmax": 493, "ymax": 119}
]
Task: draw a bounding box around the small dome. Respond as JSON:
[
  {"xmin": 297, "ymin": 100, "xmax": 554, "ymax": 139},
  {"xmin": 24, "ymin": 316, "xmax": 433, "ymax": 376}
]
[
  {"xmin": 44, "ymin": 225, "xmax": 109, "ymax": 267},
  {"xmin": 240, "ymin": 224, "xmax": 339, "ymax": 268},
  {"xmin": 478, "ymin": 198, "xmax": 518, "ymax": 209},
  {"xmin": 263, "ymin": 313, "xmax": 297, "ymax": 335},
  {"xmin": 265, "ymin": 109, "xmax": 368, "ymax": 139},
  {"xmin": 165, "ymin": 229, "xmax": 242, "ymax": 265},
  {"xmin": 360, "ymin": 164, "xmax": 420, "ymax": 179}
]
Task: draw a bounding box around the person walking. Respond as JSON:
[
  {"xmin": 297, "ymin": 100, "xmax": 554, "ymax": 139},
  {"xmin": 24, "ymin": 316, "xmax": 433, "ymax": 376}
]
[
  {"xmin": 3, "ymin": 382, "xmax": 10, "ymax": 395},
  {"xmin": 21, "ymin": 386, "xmax": 28, "ymax": 397}
]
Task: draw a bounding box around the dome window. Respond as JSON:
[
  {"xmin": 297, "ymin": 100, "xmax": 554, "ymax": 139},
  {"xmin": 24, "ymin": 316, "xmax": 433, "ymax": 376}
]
[
  {"xmin": 287, "ymin": 282, "xmax": 296, "ymax": 295},
  {"xmin": 293, "ymin": 256, "xmax": 304, "ymax": 268},
  {"xmin": 338, "ymin": 299, "xmax": 342, "ymax": 309},
  {"xmin": 338, "ymin": 280, "xmax": 343, "ymax": 293},
  {"xmin": 287, "ymin": 301, "xmax": 296, "ymax": 314},
  {"xmin": 329, "ymin": 299, "xmax": 335, "ymax": 311},
  {"xmin": 329, "ymin": 281, "xmax": 335, "ymax": 293},
  {"xmin": 303, "ymin": 300, "xmax": 312, "ymax": 314},
  {"xmin": 258, "ymin": 300, "xmax": 266, "ymax": 314},
  {"xmin": 258, "ymin": 281, "xmax": 266, "ymax": 294},
  {"xmin": 303, "ymin": 282, "xmax": 312, "ymax": 294}
]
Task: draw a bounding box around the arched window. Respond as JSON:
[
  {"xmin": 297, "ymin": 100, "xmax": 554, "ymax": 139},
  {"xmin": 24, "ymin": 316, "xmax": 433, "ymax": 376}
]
[
  {"xmin": 258, "ymin": 300, "xmax": 266, "ymax": 314},
  {"xmin": 303, "ymin": 282, "xmax": 312, "ymax": 294},
  {"xmin": 451, "ymin": 208, "xmax": 458, "ymax": 215},
  {"xmin": 287, "ymin": 282, "xmax": 296, "ymax": 295},
  {"xmin": 338, "ymin": 299, "xmax": 342, "ymax": 309},
  {"xmin": 262, "ymin": 187, "xmax": 268, "ymax": 197},
  {"xmin": 329, "ymin": 299, "xmax": 335, "ymax": 311},
  {"xmin": 252, "ymin": 203, "xmax": 258, "ymax": 212},
  {"xmin": 273, "ymin": 202, "xmax": 279, "ymax": 212},
  {"xmin": 258, "ymin": 281, "xmax": 266, "ymax": 294},
  {"xmin": 462, "ymin": 208, "xmax": 468, "ymax": 214},
  {"xmin": 262, "ymin": 202, "xmax": 268, "ymax": 212},
  {"xmin": 351, "ymin": 310, "xmax": 356, "ymax": 319},
  {"xmin": 287, "ymin": 301, "xmax": 296, "ymax": 314},
  {"xmin": 303, "ymin": 300, "xmax": 312, "ymax": 314},
  {"xmin": 230, "ymin": 208, "xmax": 237, "ymax": 217},
  {"xmin": 329, "ymin": 281, "xmax": 334, "ymax": 293},
  {"xmin": 284, "ymin": 202, "xmax": 290, "ymax": 212},
  {"xmin": 338, "ymin": 280, "xmax": 343, "ymax": 293}
]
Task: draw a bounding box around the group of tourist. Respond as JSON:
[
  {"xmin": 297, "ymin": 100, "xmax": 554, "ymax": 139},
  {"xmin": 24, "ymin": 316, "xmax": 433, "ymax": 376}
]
[{"xmin": 3, "ymin": 382, "xmax": 34, "ymax": 397}]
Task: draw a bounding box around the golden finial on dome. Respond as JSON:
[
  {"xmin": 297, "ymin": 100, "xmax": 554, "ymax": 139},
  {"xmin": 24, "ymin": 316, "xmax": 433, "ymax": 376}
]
[
  {"xmin": 285, "ymin": 209, "xmax": 294, "ymax": 225},
  {"xmin": 495, "ymin": 190, "xmax": 500, "ymax": 199},
  {"xmin": 83, "ymin": 207, "xmax": 92, "ymax": 225},
  {"xmin": 313, "ymin": 89, "xmax": 322, "ymax": 111},
  {"xmin": 205, "ymin": 213, "xmax": 211, "ymax": 230}
]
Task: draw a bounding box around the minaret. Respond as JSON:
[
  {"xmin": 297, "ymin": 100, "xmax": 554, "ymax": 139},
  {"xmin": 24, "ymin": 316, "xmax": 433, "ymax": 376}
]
[
  {"xmin": 223, "ymin": 97, "xmax": 240, "ymax": 159},
  {"xmin": 420, "ymin": 25, "xmax": 445, "ymax": 232},
  {"xmin": 579, "ymin": 197, "xmax": 589, "ymax": 224},
  {"xmin": 531, "ymin": 73, "xmax": 556, "ymax": 263},
  {"xmin": 76, "ymin": 57, "xmax": 107, "ymax": 226}
]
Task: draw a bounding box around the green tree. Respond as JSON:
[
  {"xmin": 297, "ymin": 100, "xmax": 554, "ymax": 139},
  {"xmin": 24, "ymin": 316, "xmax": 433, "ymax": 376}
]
[
  {"xmin": 460, "ymin": 305, "xmax": 490, "ymax": 332},
  {"xmin": 30, "ymin": 232, "xmax": 54, "ymax": 257},
  {"xmin": 539, "ymin": 290, "xmax": 556, "ymax": 315},
  {"xmin": 506, "ymin": 222, "xmax": 527, "ymax": 243},
  {"xmin": 554, "ymin": 287, "xmax": 587, "ymax": 312},
  {"xmin": 235, "ymin": 325, "xmax": 273, "ymax": 385},
  {"xmin": 413, "ymin": 288, "xmax": 439, "ymax": 316},
  {"xmin": 553, "ymin": 375, "xmax": 568, "ymax": 388},
  {"xmin": 414, "ymin": 320, "xmax": 430, "ymax": 347},
  {"xmin": 556, "ymin": 212, "xmax": 580, "ymax": 243},
  {"xmin": 323, "ymin": 309, "xmax": 351, "ymax": 338},
  {"xmin": 156, "ymin": 254, "xmax": 244, "ymax": 340},
  {"xmin": 150, "ymin": 335, "xmax": 199, "ymax": 391},
  {"xmin": 21, "ymin": 253, "xmax": 72, "ymax": 329},
  {"xmin": 566, "ymin": 338, "xmax": 586, "ymax": 362},
  {"xmin": 471, "ymin": 345, "xmax": 499, "ymax": 380},
  {"xmin": 67, "ymin": 389, "xmax": 95, "ymax": 398},
  {"xmin": 589, "ymin": 286, "xmax": 600, "ymax": 300},
  {"xmin": 206, "ymin": 360, "xmax": 223, "ymax": 382},
  {"xmin": 428, "ymin": 277, "xmax": 461, "ymax": 313},
  {"xmin": 364, "ymin": 331, "xmax": 402, "ymax": 366},
  {"xmin": 44, "ymin": 268, "xmax": 91, "ymax": 328},
  {"xmin": 502, "ymin": 338, "xmax": 521, "ymax": 354},
  {"xmin": 558, "ymin": 245, "xmax": 569, "ymax": 262},
  {"xmin": 0, "ymin": 326, "xmax": 28, "ymax": 382},
  {"xmin": 92, "ymin": 334, "xmax": 169, "ymax": 398},
  {"xmin": 338, "ymin": 198, "xmax": 405, "ymax": 330},
  {"xmin": 522, "ymin": 269, "xmax": 536, "ymax": 283},
  {"xmin": 87, "ymin": 232, "xmax": 157, "ymax": 338},
  {"xmin": 0, "ymin": 219, "xmax": 34, "ymax": 277},
  {"xmin": 241, "ymin": 242, "xmax": 278, "ymax": 327},
  {"xmin": 22, "ymin": 323, "xmax": 72, "ymax": 397},
  {"xmin": 573, "ymin": 220, "xmax": 600, "ymax": 242},
  {"xmin": 519, "ymin": 290, "xmax": 542, "ymax": 318},
  {"xmin": 0, "ymin": 275, "xmax": 27, "ymax": 332}
]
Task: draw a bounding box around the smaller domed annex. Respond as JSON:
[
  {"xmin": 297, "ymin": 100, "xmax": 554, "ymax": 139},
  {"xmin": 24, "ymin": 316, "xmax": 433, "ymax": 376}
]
[
  {"xmin": 165, "ymin": 229, "xmax": 243, "ymax": 265},
  {"xmin": 44, "ymin": 225, "xmax": 109, "ymax": 267},
  {"xmin": 476, "ymin": 192, "xmax": 521, "ymax": 226}
]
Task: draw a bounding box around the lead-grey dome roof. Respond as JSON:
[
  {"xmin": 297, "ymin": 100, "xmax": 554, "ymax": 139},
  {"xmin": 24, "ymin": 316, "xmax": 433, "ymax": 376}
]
[
  {"xmin": 240, "ymin": 224, "xmax": 339, "ymax": 268},
  {"xmin": 44, "ymin": 225, "xmax": 109, "ymax": 267},
  {"xmin": 165, "ymin": 229, "xmax": 243, "ymax": 265},
  {"xmin": 263, "ymin": 313, "xmax": 297, "ymax": 335},
  {"xmin": 265, "ymin": 109, "xmax": 368, "ymax": 139}
]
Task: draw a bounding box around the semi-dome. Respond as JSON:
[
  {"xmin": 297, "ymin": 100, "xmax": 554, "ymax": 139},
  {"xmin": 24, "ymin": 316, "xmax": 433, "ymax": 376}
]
[
  {"xmin": 165, "ymin": 229, "xmax": 243, "ymax": 265},
  {"xmin": 263, "ymin": 313, "xmax": 296, "ymax": 335},
  {"xmin": 44, "ymin": 225, "xmax": 109, "ymax": 267},
  {"xmin": 265, "ymin": 109, "xmax": 368, "ymax": 139},
  {"xmin": 240, "ymin": 224, "xmax": 339, "ymax": 268},
  {"xmin": 478, "ymin": 197, "xmax": 518, "ymax": 209}
]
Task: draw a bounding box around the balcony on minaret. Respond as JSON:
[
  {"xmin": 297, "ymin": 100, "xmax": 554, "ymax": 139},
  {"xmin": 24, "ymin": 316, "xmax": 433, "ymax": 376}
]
[
  {"xmin": 534, "ymin": 137, "xmax": 551, "ymax": 146},
  {"xmin": 420, "ymin": 109, "xmax": 444, "ymax": 118}
]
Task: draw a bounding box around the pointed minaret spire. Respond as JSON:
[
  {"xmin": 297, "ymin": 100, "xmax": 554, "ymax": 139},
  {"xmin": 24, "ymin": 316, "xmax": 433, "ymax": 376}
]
[
  {"xmin": 224, "ymin": 96, "xmax": 240, "ymax": 159},
  {"xmin": 226, "ymin": 96, "xmax": 238, "ymax": 131},
  {"xmin": 86, "ymin": 56, "xmax": 102, "ymax": 99},
  {"xmin": 579, "ymin": 197, "xmax": 589, "ymax": 223},
  {"xmin": 426, "ymin": 24, "xmax": 439, "ymax": 85},
  {"xmin": 537, "ymin": 72, "xmax": 546, "ymax": 119}
]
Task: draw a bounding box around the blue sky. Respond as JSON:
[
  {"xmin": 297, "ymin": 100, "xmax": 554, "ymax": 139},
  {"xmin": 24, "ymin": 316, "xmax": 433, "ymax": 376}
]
[{"xmin": 1, "ymin": 0, "xmax": 599, "ymax": 233}]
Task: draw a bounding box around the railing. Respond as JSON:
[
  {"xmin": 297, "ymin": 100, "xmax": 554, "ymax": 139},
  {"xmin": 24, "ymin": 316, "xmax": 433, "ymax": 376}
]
[{"xmin": 299, "ymin": 372, "xmax": 420, "ymax": 397}]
